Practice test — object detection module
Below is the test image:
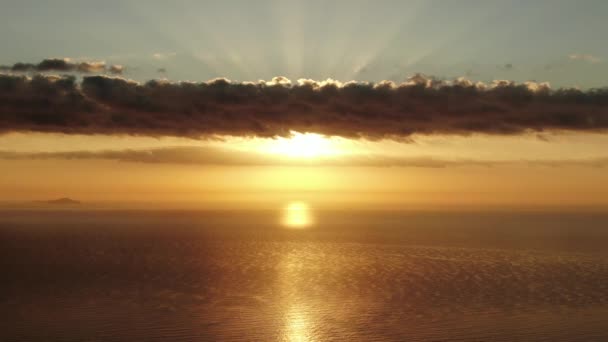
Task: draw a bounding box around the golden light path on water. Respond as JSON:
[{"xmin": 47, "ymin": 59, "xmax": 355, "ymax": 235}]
[
  {"xmin": 284, "ymin": 302, "xmax": 313, "ymax": 342},
  {"xmin": 279, "ymin": 243, "xmax": 315, "ymax": 341},
  {"xmin": 280, "ymin": 201, "xmax": 316, "ymax": 340},
  {"xmin": 282, "ymin": 201, "xmax": 314, "ymax": 228}
]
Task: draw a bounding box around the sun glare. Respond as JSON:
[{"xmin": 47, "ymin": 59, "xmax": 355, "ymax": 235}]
[
  {"xmin": 263, "ymin": 132, "xmax": 341, "ymax": 158},
  {"xmin": 283, "ymin": 201, "xmax": 313, "ymax": 228}
]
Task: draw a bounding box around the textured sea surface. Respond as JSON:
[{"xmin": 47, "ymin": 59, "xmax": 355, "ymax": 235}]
[{"xmin": 2, "ymin": 209, "xmax": 608, "ymax": 341}]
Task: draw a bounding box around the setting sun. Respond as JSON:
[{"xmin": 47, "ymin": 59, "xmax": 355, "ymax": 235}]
[{"xmin": 261, "ymin": 132, "xmax": 342, "ymax": 158}]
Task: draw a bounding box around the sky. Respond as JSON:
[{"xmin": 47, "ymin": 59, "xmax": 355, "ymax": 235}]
[
  {"xmin": 1, "ymin": 0, "xmax": 608, "ymax": 208},
  {"xmin": 2, "ymin": 0, "xmax": 608, "ymax": 86}
]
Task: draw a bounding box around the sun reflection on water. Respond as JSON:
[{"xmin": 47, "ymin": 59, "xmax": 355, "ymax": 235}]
[
  {"xmin": 284, "ymin": 303, "xmax": 312, "ymax": 342},
  {"xmin": 279, "ymin": 248, "xmax": 317, "ymax": 341},
  {"xmin": 282, "ymin": 201, "xmax": 314, "ymax": 228},
  {"xmin": 278, "ymin": 202, "xmax": 322, "ymax": 340}
]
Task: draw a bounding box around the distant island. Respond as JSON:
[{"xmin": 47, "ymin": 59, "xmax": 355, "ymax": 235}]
[{"xmin": 39, "ymin": 197, "xmax": 81, "ymax": 205}]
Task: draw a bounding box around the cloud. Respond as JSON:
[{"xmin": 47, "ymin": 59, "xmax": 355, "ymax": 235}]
[
  {"xmin": 0, "ymin": 74, "xmax": 607, "ymax": 139},
  {"xmin": 152, "ymin": 52, "xmax": 177, "ymax": 60},
  {"xmin": 569, "ymin": 54, "xmax": 602, "ymax": 63},
  {"xmin": 2, "ymin": 146, "xmax": 608, "ymax": 168},
  {"xmin": 108, "ymin": 65, "xmax": 124, "ymax": 74},
  {"xmin": 0, "ymin": 146, "xmax": 273, "ymax": 166},
  {"xmin": 497, "ymin": 63, "xmax": 514, "ymax": 71},
  {"xmin": 75, "ymin": 61, "xmax": 106, "ymax": 73},
  {"xmin": 0, "ymin": 58, "xmax": 123, "ymax": 74}
]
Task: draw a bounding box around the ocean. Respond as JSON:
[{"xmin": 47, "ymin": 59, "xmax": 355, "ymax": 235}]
[{"xmin": 2, "ymin": 209, "xmax": 608, "ymax": 341}]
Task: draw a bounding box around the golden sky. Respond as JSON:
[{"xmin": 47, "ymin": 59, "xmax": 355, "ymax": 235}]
[{"xmin": 2, "ymin": 131, "xmax": 608, "ymax": 209}]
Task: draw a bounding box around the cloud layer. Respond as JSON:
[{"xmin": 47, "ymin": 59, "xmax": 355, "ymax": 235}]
[
  {"xmin": 569, "ymin": 54, "xmax": 602, "ymax": 64},
  {"xmin": 0, "ymin": 74, "xmax": 607, "ymax": 139},
  {"xmin": 0, "ymin": 58, "xmax": 123, "ymax": 74}
]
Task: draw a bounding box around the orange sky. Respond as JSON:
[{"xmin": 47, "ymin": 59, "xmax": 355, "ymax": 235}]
[{"xmin": 2, "ymin": 132, "xmax": 608, "ymax": 209}]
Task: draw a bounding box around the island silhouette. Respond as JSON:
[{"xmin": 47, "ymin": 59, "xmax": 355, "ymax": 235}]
[{"xmin": 38, "ymin": 197, "xmax": 81, "ymax": 205}]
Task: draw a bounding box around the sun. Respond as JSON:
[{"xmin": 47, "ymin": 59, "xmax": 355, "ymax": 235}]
[
  {"xmin": 219, "ymin": 130, "xmax": 351, "ymax": 160},
  {"xmin": 262, "ymin": 132, "xmax": 341, "ymax": 158}
]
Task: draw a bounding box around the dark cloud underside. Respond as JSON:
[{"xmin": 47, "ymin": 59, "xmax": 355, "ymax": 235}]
[
  {"xmin": 0, "ymin": 58, "xmax": 123, "ymax": 74},
  {"xmin": 0, "ymin": 74, "xmax": 607, "ymax": 139}
]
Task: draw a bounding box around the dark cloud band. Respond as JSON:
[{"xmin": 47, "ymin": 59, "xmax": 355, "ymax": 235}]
[
  {"xmin": 0, "ymin": 58, "xmax": 123, "ymax": 74},
  {"xmin": 0, "ymin": 74, "xmax": 607, "ymax": 139}
]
